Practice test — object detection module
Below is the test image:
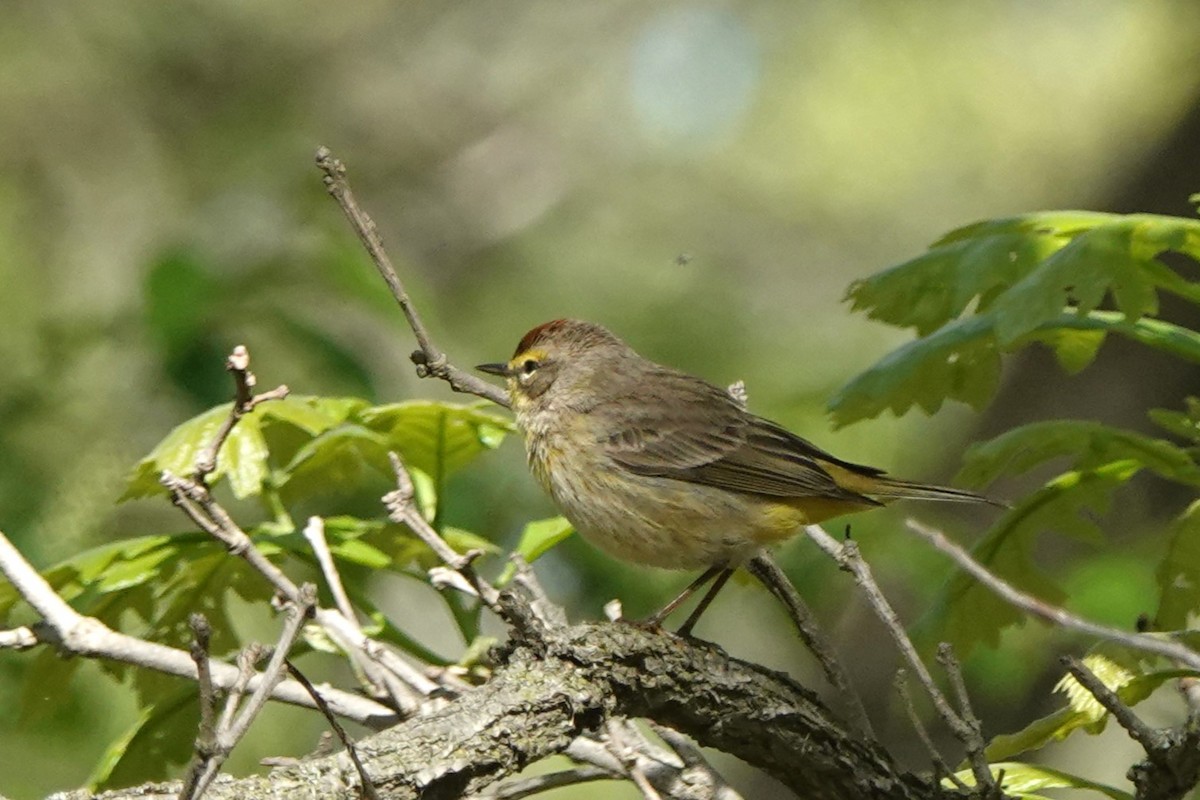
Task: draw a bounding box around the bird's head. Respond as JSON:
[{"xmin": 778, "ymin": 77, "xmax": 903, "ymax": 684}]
[{"xmin": 476, "ymin": 319, "xmax": 628, "ymax": 412}]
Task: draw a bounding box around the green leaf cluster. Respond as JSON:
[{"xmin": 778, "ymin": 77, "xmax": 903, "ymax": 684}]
[
  {"xmin": 2, "ymin": 395, "xmax": 538, "ymax": 788},
  {"xmin": 122, "ymin": 396, "xmax": 514, "ymax": 509},
  {"xmin": 837, "ymin": 205, "xmax": 1200, "ymax": 780},
  {"xmin": 833, "ymin": 212, "xmax": 1200, "ymax": 424}
]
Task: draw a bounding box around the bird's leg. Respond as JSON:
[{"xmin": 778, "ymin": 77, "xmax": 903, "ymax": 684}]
[
  {"xmin": 640, "ymin": 565, "xmax": 724, "ymax": 629},
  {"xmin": 676, "ymin": 567, "xmax": 734, "ymax": 637}
]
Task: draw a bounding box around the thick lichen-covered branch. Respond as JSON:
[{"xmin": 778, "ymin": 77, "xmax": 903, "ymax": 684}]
[{"xmin": 55, "ymin": 618, "xmax": 938, "ymax": 800}]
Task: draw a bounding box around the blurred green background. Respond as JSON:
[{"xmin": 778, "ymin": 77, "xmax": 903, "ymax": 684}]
[{"xmin": 3, "ymin": 1, "xmax": 1200, "ymax": 797}]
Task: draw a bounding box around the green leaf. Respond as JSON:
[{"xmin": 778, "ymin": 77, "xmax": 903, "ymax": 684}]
[
  {"xmin": 458, "ymin": 635, "xmax": 499, "ymax": 670},
  {"xmin": 89, "ymin": 687, "xmax": 199, "ymax": 790},
  {"xmin": 831, "ymin": 310, "xmax": 1200, "ymax": 427},
  {"xmin": 829, "ymin": 314, "xmax": 1002, "ymax": 425},
  {"xmin": 260, "ymin": 395, "xmax": 368, "ymax": 437},
  {"xmin": 498, "ymin": 516, "xmax": 574, "ymax": 585},
  {"xmin": 924, "ymin": 461, "xmax": 1140, "ymax": 655},
  {"xmin": 1033, "ymin": 327, "xmax": 1106, "ymax": 374},
  {"xmin": 327, "ymin": 536, "xmax": 394, "ymax": 570},
  {"xmin": 850, "ymin": 211, "xmax": 1200, "ymax": 342},
  {"xmin": 220, "ymin": 414, "xmax": 270, "ymax": 498},
  {"xmin": 122, "ymin": 396, "xmax": 373, "ymax": 502},
  {"xmin": 982, "ymin": 708, "xmax": 1079, "ymax": 764},
  {"xmin": 838, "ymin": 210, "xmax": 1200, "ymax": 426},
  {"xmin": 990, "ymin": 223, "xmax": 1149, "ymax": 345},
  {"xmin": 361, "ymin": 401, "xmax": 513, "ymax": 480},
  {"xmin": 846, "ymin": 217, "xmax": 1078, "ymax": 335},
  {"xmin": 276, "ymin": 424, "xmax": 390, "ymax": 502},
  {"xmin": 121, "ymin": 405, "xmax": 229, "ymax": 499},
  {"xmin": 121, "ymin": 404, "xmax": 269, "ymax": 500},
  {"xmin": 443, "ymin": 526, "xmax": 501, "ymax": 558},
  {"xmin": 957, "ymin": 421, "xmax": 1200, "ymax": 488},
  {"xmin": 144, "ymin": 549, "xmax": 274, "ymax": 657},
  {"xmin": 1148, "ymin": 397, "xmax": 1200, "ymax": 443},
  {"xmin": 985, "ymin": 649, "xmax": 1196, "ymax": 762},
  {"xmin": 932, "ymin": 211, "xmax": 1119, "ymax": 246},
  {"xmin": 0, "ymin": 534, "xmax": 197, "ymax": 621},
  {"xmin": 951, "ymin": 761, "xmax": 1133, "ymax": 800},
  {"xmin": 272, "ymin": 516, "xmax": 492, "ymax": 583},
  {"xmin": 1155, "ymin": 501, "xmax": 1200, "ymax": 631}
]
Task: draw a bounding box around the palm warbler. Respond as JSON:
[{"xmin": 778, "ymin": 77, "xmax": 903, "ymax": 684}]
[{"xmin": 478, "ymin": 319, "xmax": 994, "ymax": 632}]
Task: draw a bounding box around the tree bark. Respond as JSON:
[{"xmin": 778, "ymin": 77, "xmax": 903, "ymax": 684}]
[{"xmin": 55, "ymin": 620, "xmax": 941, "ymax": 800}]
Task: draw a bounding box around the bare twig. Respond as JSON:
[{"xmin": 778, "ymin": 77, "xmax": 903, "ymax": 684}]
[
  {"xmin": 286, "ymin": 660, "xmax": 380, "ymax": 800},
  {"xmin": 1063, "ymin": 656, "xmax": 1162, "ymax": 751},
  {"xmin": 217, "ymin": 645, "xmax": 261, "ymax": 745},
  {"xmin": 314, "ymin": 146, "xmax": 508, "ymax": 408},
  {"xmin": 579, "ymin": 718, "xmax": 745, "ymax": 800},
  {"xmin": 301, "ymin": 516, "xmax": 433, "ymax": 708},
  {"xmin": 181, "ymin": 644, "xmax": 262, "ymax": 800},
  {"xmin": 745, "ymin": 551, "xmax": 873, "ymax": 738},
  {"xmin": 804, "ymin": 527, "xmax": 965, "ymax": 735},
  {"xmin": 472, "ymin": 766, "xmax": 612, "ymax": 799},
  {"xmin": 384, "ymin": 452, "xmax": 502, "ymax": 613},
  {"xmin": 164, "ymin": 472, "xmax": 437, "ymax": 710},
  {"xmin": 177, "ymin": 614, "xmax": 220, "ymax": 800},
  {"xmin": 304, "ymin": 516, "xmax": 357, "ymax": 624},
  {"xmin": 1179, "ymin": 677, "xmax": 1200, "ymax": 722},
  {"xmin": 190, "ymin": 615, "xmax": 218, "ymax": 738},
  {"xmin": 231, "ymin": 590, "xmax": 315, "ymax": 740},
  {"xmin": 646, "ymin": 722, "xmax": 744, "ymax": 800},
  {"xmin": 180, "ymin": 588, "xmax": 317, "ymax": 800},
  {"xmin": 894, "ymin": 671, "xmax": 966, "ymax": 791},
  {"xmin": 507, "ymin": 554, "xmax": 567, "ymax": 629},
  {"xmin": 604, "ymin": 719, "xmax": 665, "ymax": 800},
  {"xmin": 936, "ymin": 644, "xmax": 995, "ymax": 795},
  {"xmin": 906, "ymin": 518, "xmax": 1200, "ymax": 672},
  {"xmin": 805, "ymin": 525, "xmax": 1001, "ymax": 795},
  {"xmin": 162, "ymin": 472, "xmax": 295, "ymax": 596},
  {"xmin": 194, "ymin": 346, "xmax": 289, "ymax": 481},
  {"xmin": 0, "ymin": 529, "xmax": 396, "ymax": 726},
  {"xmin": 0, "ymin": 626, "xmax": 38, "ymax": 649}
]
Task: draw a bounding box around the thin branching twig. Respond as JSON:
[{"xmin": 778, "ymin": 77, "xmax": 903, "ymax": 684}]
[
  {"xmin": 906, "ymin": 518, "xmax": 1200, "ymax": 671},
  {"xmin": 0, "ymin": 529, "xmax": 395, "ymax": 724},
  {"xmin": 314, "ymin": 146, "xmax": 507, "ymax": 407},
  {"xmin": 179, "ymin": 587, "xmax": 316, "ymax": 800},
  {"xmin": 286, "ymin": 659, "xmax": 379, "ymax": 800},
  {"xmin": 194, "ymin": 345, "xmax": 289, "ymax": 481},
  {"xmin": 894, "ymin": 670, "xmax": 968, "ymax": 791},
  {"xmin": 746, "ymin": 551, "xmax": 873, "ymax": 738},
  {"xmin": 384, "ymin": 451, "xmax": 502, "ymax": 613},
  {"xmin": 804, "ymin": 524, "xmax": 1000, "ymax": 797},
  {"xmin": 937, "ymin": 643, "xmax": 994, "ymax": 795},
  {"xmin": 1064, "ymin": 656, "xmax": 1162, "ymax": 751}
]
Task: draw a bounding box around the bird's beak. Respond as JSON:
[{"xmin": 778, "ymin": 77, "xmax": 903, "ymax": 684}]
[{"xmin": 476, "ymin": 362, "xmax": 511, "ymax": 377}]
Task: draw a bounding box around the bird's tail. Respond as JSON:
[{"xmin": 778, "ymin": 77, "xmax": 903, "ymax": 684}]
[{"xmin": 867, "ymin": 478, "xmax": 1005, "ymax": 508}]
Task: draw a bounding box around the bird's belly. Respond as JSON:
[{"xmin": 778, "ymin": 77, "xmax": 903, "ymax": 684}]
[{"xmin": 541, "ymin": 453, "xmax": 804, "ymax": 570}]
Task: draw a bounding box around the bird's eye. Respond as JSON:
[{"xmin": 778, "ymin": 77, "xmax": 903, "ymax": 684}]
[{"xmin": 521, "ymin": 359, "xmax": 538, "ymax": 375}]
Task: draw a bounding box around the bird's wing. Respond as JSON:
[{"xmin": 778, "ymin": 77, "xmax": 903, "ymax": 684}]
[{"xmin": 601, "ymin": 370, "xmax": 878, "ymax": 501}]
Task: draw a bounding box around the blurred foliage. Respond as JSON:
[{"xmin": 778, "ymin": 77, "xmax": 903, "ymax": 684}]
[
  {"xmin": 840, "ymin": 202, "xmax": 1200, "ymax": 789},
  {"xmin": 841, "ymin": 208, "xmax": 1200, "ymax": 657},
  {"xmin": 1, "ymin": 397, "xmax": 511, "ymax": 787},
  {"xmin": 3, "ymin": 1, "xmax": 1200, "ymax": 797},
  {"xmin": 833, "ymin": 212, "xmax": 1200, "ymax": 424}
]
